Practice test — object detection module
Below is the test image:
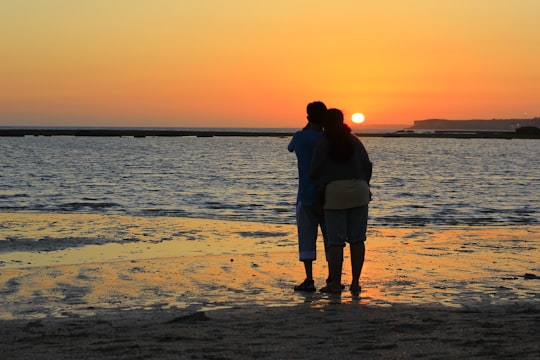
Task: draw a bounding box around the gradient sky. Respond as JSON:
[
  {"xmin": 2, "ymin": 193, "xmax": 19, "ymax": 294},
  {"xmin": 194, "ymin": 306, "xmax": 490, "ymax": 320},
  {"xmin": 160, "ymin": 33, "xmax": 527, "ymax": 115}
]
[{"xmin": 1, "ymin": 1, "xmax": 539, "ymax": 129}]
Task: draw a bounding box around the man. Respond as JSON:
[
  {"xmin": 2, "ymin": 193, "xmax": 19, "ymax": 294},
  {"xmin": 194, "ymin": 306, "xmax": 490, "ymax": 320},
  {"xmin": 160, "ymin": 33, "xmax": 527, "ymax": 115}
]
[{"xmin": 288, "ymin": 101, "xmax": 328, "ymax": 291}]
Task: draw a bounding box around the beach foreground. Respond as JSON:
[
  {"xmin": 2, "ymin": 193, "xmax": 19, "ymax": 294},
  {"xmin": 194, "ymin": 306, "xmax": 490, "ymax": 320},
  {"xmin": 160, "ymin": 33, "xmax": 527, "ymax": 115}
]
[
  {"xmin": 1, "ymin": 213, "xmax": 539, "ymax": 358},
  {"xmin": 1, "ymin": 302, "xmax": 539, "ymax": 359}
]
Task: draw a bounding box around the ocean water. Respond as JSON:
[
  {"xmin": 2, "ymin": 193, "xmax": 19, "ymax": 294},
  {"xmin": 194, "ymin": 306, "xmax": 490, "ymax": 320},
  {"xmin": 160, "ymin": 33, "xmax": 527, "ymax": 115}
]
[
  {"xmin": 1, "ymin": 134, "xmax": 539, "ymax": 319},
  {"xmin": 1, "ymin": 134, "xmax": 538, "ymax": 227}
]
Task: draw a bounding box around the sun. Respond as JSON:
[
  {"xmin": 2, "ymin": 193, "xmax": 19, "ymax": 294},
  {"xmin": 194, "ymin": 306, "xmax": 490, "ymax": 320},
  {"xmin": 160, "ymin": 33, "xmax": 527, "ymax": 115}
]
[{"xmin": 352, "ymin": 112, "xmax": 365, "ymax": 124}]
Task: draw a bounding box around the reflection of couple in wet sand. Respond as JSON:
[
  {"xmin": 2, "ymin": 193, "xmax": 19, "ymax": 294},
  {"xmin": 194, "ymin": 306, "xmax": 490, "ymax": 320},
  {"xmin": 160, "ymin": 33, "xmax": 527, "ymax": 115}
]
[{"xmin": 288, "ymin": 101, "xmax": 372, "ymax": 294}]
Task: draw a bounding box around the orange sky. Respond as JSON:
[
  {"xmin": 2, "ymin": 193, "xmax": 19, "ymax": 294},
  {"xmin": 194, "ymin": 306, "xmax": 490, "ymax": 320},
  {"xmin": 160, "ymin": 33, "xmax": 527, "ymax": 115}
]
[{"xmin": 1, "ymin": 1, "xmax": 539, "ymax": 129}]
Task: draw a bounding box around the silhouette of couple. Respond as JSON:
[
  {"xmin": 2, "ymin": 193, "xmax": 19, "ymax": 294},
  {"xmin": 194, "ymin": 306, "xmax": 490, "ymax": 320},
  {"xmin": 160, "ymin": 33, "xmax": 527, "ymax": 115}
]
[{"xmin": 288, "ymin": 101, "xmax": 372, "ymax": 294}]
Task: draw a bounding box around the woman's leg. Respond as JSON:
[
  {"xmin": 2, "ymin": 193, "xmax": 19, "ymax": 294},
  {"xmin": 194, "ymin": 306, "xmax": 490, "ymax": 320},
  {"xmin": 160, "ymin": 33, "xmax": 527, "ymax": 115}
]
[
  {"xmin": 350, "ymin": 241, "xmax": 365, "ymax": 289},
  {"xmin": 324, "ymin": 209, "xmax": 347, "ymax": 292},
  {"xmin": 328, "ymin": 245, "xmax": 344, "ymax": 291},
  {"xmin": 348, "ymin": 205, "xmax": 368, "ymax": 291}
]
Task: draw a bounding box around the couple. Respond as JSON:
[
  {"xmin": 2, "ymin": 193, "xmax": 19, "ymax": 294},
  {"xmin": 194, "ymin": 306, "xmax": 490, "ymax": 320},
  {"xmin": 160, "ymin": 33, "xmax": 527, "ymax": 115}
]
[{"xmin": 288, "ymin": 101, "xmax": 372, "ymax": 294}]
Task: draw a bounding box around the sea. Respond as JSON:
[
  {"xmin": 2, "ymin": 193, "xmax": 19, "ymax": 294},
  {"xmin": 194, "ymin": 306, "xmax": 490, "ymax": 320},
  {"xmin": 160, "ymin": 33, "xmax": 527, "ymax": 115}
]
[
  {"xmin": 1, "ymin": 129, "xmax": 539, "ymax": 319},
  {"xmin": 1, "ymin": 130, "xmax": 538, "ymax": 228}
]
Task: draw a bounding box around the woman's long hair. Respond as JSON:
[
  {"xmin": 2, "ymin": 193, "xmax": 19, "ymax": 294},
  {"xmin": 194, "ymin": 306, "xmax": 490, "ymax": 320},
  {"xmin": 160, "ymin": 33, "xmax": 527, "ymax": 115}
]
[{"xmin": 324, "ymin": 108, "xmax": 354, "ymax": 163}]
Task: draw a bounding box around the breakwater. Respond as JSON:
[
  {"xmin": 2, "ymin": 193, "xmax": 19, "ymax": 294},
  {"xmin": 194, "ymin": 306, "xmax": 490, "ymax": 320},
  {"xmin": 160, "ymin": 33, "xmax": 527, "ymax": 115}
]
[{"xmin": 1, "ymin": 128, "xmax": 539, "ymax": 139}]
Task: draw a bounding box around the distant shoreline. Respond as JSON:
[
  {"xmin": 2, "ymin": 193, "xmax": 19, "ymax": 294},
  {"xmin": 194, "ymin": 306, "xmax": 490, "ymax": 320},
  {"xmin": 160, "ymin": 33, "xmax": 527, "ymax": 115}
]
[
  {"xmin": 1, "ymin": 127, "xmax": 539, "ymax": 139},
  {"xmin": 410, "ymin": 118, "xmax": 540, "ymax": 131}
]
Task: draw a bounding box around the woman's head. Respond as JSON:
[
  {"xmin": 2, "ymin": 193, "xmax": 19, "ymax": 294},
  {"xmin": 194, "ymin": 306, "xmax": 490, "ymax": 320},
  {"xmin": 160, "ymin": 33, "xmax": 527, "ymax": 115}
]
[
  {"xmin": 324, "ymin": 108, "xmax": 351, "ymax": 134},
  {"xmin": 324, "ymin": 108, "xmax": 353, "ymax": 162},
  {"xmin": 325, "ymin": 108, "xmax": 344, "ymax": 127}
]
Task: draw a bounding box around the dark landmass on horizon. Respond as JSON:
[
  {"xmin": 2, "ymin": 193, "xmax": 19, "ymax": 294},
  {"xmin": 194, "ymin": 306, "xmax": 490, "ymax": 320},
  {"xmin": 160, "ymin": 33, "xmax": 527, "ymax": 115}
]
[
  {"xmin": 1, "ymin": 118, "xmax": 540, "ymax": 139},
  {"xmin": 410, "ymin": 118, "xmax": 540, "ymax": 131}
]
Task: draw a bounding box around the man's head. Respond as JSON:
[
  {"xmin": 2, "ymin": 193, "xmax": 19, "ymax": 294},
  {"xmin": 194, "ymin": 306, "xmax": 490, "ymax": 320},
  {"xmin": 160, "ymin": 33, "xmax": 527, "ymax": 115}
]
[{"xmin": 306, "ymin": 101, "xmax": 327, "ymax": 125}]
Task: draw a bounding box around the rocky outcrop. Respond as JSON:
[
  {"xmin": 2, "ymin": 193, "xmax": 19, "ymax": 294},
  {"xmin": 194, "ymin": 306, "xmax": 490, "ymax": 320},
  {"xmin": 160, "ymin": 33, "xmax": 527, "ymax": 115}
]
[{"xmin": 410, "ymin": 118, "xmax": 540, "ymax": 131}]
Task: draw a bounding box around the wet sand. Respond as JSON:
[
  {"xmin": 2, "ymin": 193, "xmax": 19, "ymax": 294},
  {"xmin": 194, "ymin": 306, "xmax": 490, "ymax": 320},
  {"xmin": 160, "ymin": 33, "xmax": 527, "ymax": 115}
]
[{"xmin": 0, "ymin": 213, "xmax": 539, "ymax": 358}]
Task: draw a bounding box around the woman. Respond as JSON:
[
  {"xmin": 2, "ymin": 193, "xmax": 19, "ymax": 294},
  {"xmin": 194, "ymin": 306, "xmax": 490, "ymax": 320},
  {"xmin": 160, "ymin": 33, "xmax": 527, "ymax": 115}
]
[{"xmin": 310, "ymin": 108, "xmax": 372, "ymax": 294}]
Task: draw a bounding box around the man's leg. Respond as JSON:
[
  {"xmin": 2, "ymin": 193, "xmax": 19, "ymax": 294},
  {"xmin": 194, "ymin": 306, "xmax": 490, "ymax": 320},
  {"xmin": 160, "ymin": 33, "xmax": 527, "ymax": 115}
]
[
  {"xmin": 303, "ymin": 260, "xmax": 313, "ymax": 281},
  {"xmin": 294, "ymin": 202, "xmax": 317, "ymax": 291},
  {"xmin": 294, "ymin": 259, "xmax": 315, "ymax": 291}
]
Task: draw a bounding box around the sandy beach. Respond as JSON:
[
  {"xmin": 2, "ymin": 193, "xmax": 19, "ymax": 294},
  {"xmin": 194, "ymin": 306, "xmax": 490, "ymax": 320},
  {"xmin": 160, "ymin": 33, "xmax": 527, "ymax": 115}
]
[
  {"xmin": 1, "ymin": 213, "xmax": 539, "ymax": 358},
  {"xmin": 1, "ymin": 301, "xmax": 539, "ymax": 359}
]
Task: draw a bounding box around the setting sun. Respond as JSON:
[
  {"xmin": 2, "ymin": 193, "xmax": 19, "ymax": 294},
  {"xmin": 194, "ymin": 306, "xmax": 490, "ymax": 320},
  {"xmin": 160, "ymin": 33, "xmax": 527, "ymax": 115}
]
[{"xmin": 352, "ymin": 113, "xmax": 365, "ymax": 124}]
